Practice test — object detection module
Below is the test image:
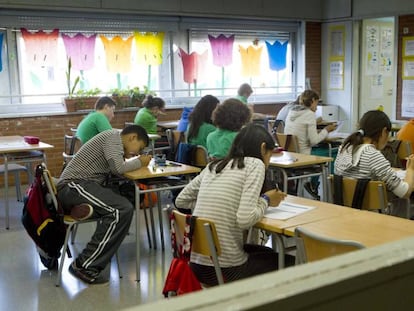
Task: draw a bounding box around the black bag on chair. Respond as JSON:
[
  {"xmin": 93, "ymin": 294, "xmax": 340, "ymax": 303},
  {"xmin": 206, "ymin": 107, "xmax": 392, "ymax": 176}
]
[{"xmin": 21, "ymin": 165, "xmax": 66, "ymax": 270}]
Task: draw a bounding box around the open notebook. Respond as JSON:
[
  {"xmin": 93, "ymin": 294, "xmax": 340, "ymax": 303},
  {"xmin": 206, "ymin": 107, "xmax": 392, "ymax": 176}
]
[{"xmin": 264, "ymin": 201, "xmax": 315, "ymax": 220}]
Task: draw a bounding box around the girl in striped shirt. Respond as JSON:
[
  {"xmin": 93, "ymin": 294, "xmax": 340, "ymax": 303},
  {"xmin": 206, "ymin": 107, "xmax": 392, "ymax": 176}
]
[
  {"xmin": 335, "ymin": 110, "xmax": 414, "ymax": 199},
  {"xmin": 176, "ymin": 123, "xmax": 286, "ymax": 286}
]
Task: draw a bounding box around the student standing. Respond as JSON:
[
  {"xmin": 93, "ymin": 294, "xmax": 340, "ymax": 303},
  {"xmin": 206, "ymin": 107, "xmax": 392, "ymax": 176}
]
[
  {"xmin": 76, "ymin": 96, "xmax": 116, "ymax": 144},
  {"xmin": 57, "ymin": 125, "xmax": 151, "ymax": 284},
  {"xmin": 176, "ymin": 124, "xmax": 286, "ymax": 286}
]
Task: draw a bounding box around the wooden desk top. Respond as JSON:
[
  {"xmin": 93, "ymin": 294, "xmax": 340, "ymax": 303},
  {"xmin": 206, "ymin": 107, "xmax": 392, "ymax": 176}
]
[
  {"xmin": 269, "ymin": 151, "xmax": 332, "ymax": 168},
  {"xmin": 255, "ymin": 195, "xmax": 356, "ymax": 234},
  {"xmin": 157, "ymin": 120, "xmax": 179, "ymax": 129},
  {"xmin": 284, "ymin": 211, "xmax": 414, "ymax": 246},
  {"xmin": 0, "ymin": 135, "xmax": 54, "ymax": 153},
  {"xmin": 124, "ymin": 161, "xmax": 201, "ymax": 180}
]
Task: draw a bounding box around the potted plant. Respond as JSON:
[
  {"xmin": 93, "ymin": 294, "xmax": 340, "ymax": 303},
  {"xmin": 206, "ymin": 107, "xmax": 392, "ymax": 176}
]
[
  {"xmin": 111, "ymin": 86, "xmax": 156, "ymax": 109},
  {"xmin": 64, "ymin": 58, "xmax": 102, "ymax": 112}
]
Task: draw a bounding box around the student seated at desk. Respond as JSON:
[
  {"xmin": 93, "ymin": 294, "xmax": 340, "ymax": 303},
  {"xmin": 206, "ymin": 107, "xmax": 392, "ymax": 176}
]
[
  {"xmin": 176, "ymin": 124, "xmax": 286, "ymax": 286},
  {"xmin": 57, "ymin": 125, "xmax": 152, "ymax": 284},
  {"xmin": 187, "ymin": 95, "xmax": 219, "ymax": 149},
  {"xmin": 76, "ymin": 96, "xmax": 116, "ymax": 144},
  {"xmin": 133, "ymin": 95, "xmax": 165, "ymax": 134},
  {"xmin": 206, "ymin": 98, "xmax": 251, "ymax": 159},
  {"xmin": 335, "ymin": 110, "xmax": 414, "ymax": 200},
  {"xmin": 284, "ymin": 90, "xmax": 336, "ymax": 198}
]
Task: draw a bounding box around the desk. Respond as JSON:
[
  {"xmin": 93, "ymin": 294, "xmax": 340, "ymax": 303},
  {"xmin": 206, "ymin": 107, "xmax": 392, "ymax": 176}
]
[
  {"xmin": 269, "ymin": 152, "xmax": 332, "ymax": 201},
  {"xmin": 124, "ymin": 161, "xmax": 201, "ymax": 281},
  {"xmin": 283, "ymin": 209, "xmax": 414, "ymax": 247},
  {"xmin": 255, "ymin": 195, "xmax": 355, "ymax": 268},
  {"xmin": 157, "ymin": 120, "xmax": 179, "ymax": 130},
  {"xmin": 0, "ymin": 136, "xmax": 54, "ymax": 229}
]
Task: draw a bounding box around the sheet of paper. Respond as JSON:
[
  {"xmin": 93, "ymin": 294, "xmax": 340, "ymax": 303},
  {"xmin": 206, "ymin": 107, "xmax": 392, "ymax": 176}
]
[
  {"xmin": 264, "ymin": 202, "xmax": 315, "ymax": 220},
  {"xmin": 395, "ymin": 169, "xmax": 406, "ymax": 180}
]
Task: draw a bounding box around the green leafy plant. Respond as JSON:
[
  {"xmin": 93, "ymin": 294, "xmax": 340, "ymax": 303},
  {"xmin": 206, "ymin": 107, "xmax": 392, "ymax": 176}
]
[
  {"xmin": 66, "ymin": 58, "xmax": 80, "ymax": 98},
  {"xmin": 110, "ymin": 86, "xmax": 156, "ymax": 108},
  {"xmin": 75, "ymin": 88, "xmax": 102, "ymax": 97}
]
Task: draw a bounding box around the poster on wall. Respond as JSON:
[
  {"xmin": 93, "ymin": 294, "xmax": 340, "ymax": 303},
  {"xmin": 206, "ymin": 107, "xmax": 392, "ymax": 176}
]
[
  {"xmin": 328, "ymin": 25, "xmax": 345, "ymax": 90},
  {"xmin": 366, "ymin": 25, "xmax": 379, "ymax": 75},
  {"xmin": 401, "ymin": 79, "xmax": 414, "ymax": 117}
]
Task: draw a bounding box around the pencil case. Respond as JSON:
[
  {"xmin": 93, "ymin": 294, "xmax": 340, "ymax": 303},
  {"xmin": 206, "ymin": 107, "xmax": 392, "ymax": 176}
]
[{"xmin": 24, "ymin": 136, "xmax": 40, "ymax": 144}]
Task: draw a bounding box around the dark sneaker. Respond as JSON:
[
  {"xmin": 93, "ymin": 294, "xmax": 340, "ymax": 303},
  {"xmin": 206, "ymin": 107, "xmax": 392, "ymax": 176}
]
[
  {"xmin": 304, "ymin": 182, "xmax": 320, "ymax": 200},
  {"xmin": 39, "ymin": 254, "xmax": 58, "ymax": 270},
  {"xmin": 70, "ymin": 203, "xmax": 93, "ymax": 221},
  {"xmin": 69, "ymin": 261, "xmax": 108, "ymax": 284}
]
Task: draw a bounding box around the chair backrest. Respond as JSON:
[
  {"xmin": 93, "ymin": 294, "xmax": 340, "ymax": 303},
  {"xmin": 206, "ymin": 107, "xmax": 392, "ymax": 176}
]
[
  {"xmin": 267, "ymin": 119, "xmax": 285, "ymax": 136},
  {"xmin": 397, "ymin": 140, "xmax": 412, "ymax": 167},
  {"xmin": 166, "ymin": 129, "xmax": 186, "ymax": 154},
  {"xmin": 40, "ymin": 163, "xmax": 59, "ymax": 211},
  {"xmin": 62, "ymin": 135, "xmax": 82, "ymax": 170},
  {"xmin": 330, "ymin": 175, "xmax": 388, "ymax": 212},
  {"xmin": 295, "ymin": 226, "xmax": 365, "ymax": 264},
  {"xmin": 275, "ymin": 133, "xmax": 299, "ymax": 152},
  {"xmin": 172, "ymin": 210, "xmax": 223, "ymax": 284},
  {"xmin": 193, "ymin": 145, "xmax": 209, "ymax": 167},
  {"xmin": 124, "ymin": 121, "xmax": 135, "ymax": 128}
]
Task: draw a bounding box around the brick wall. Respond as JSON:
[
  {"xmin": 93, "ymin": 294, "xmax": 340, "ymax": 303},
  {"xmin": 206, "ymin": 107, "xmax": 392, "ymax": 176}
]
[
  {"xmin": 0, "ymin": 108, "xmax": 182, "ymax": 186},
  {"xmin": 306, "ymin": 22, "xmax": 322, "ymax": 95}
]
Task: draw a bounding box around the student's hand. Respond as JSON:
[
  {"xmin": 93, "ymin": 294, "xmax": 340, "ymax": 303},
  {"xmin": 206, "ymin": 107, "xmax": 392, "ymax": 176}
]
[
  {"xmin": 138, "ymin": 154, "xmax": 152, "ymax": 167},
  {"xmin": 325, "ymin": 123, "xmax": 337, "ymax": 133},
  {"xmin": 264, "ymin": 189, "xmax": 287, "ymax": 207},
  {"xmin": 405, "ymin": 154, "xmax": 414, "ymax": 171},
  {"xmin": 316, "ymin": 116, "xmax": 323, "ymax": 124}
]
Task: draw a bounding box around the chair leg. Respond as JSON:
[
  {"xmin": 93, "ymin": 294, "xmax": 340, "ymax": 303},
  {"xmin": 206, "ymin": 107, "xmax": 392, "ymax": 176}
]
[
  {"xmin": 156, "ymin": 190, "xmax": 165, "ymax": 250},
  {"xmin": 115, "ymin": 252, "xmax": 123, "ymax": 278},
  {"xmin": 56, "ymin": 223, "xmax": 74, "ymax": 287},
  {"xmin": 142, "ymin": 206, "xmax": 152, "ymax": 249},
  {"xmin": 14, "ymin": 171, "xmax": 23, "ymax": 201},
  {"xmin": 147, "ymin": 192, "xmax": 157, "ymax": 249},
  {"xmin": 71, "ymin": 224, "xmax": 79, "ymax": 244}
]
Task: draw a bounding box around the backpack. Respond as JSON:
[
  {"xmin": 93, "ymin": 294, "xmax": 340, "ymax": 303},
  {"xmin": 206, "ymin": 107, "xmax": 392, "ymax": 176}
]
[
  {"xmin": 175, "ymin": 143, "xmax": 197, "ymax": 165},
  {"xmin": 21, "ymin": 164, "xmax": 66, "ymax": 270},
  {"xmin": 163, "ymin": 213, "xmax": 202, "ymax": 297},
  {"xmin": 381, "ymin": 140, "xmax": 402, "ymax": 168}
]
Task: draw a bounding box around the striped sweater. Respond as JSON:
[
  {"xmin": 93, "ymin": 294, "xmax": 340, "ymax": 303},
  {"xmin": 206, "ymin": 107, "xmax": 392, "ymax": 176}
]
[
  {"xmin": 175, "ymin": 157, "xmax": 268, "ymax": 267},
  {"xmin": 57, "ymin": 130, "xmax": 143, "ymax": 187},
  {"xmin": 334, "ymin": 143, "xmax": 408, "ymax": 198}
]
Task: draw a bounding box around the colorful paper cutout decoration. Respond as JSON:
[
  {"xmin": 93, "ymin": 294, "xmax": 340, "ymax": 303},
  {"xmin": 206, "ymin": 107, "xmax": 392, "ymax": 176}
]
[
  {"xmin": 134, "ymin": 32, "xmax": 164, "ymax": 66},
  {"xmin": 62, "ymin": 33, "xmax": 97, "ymax": 71},
  {"xmin": 178, "ymin": 48, "xmax": 208, "ymax": 84},
  {"xmin": 21, "ymin": 28, "xmax": 59, "ymax": 67},
  {"xmin": 208, "ymin": 34, "xmax": 234, "ymax": 67},
  {"xmin": 266, "ymin": 40, "xmax": 288, "ymax": 71},
  {"xmin": 239, "ymin": 45, "xmax": 263, "ymax": 77},
  {"xmin": 0, "ymin": 33, "xmax": 3, "ymax": 72},
  {"xmin": 100, "ymin": 35, "xmax": 133, "ymax": 73}
]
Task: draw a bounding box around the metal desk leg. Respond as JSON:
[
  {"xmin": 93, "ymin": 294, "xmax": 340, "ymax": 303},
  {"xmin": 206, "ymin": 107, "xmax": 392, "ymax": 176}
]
[
  {"xmin": 273, "ymin": 233, "xmax": 286, "ymax": 269},
  {"xmin": 281, "ymin": 169, "xmax": 288, "ymax": 193},
  {"xmin": 156, "ymin": 190, "xmax": 165, "ymax": 250},
  {"xmin": 4, "ymin": 155, "xmax": 9, "ymax": 229},
  {"xmin": 321, "ymin": 164, "xmax": 328, "ymax": 202},
  {"xmin": 135, "ymin": 183, "xmax": 141, "ymax": 282}
]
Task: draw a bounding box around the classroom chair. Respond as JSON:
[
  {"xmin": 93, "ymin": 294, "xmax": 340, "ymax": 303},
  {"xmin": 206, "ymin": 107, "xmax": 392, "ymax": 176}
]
[
  {"xmin": 62, "ymin": 134, "xmax": 82, "ymax": 170},
  {"xmin": 0, "ymin": 163, "xmax": 29, "ymax": 201},
  {"xmin": 39, "ymin": 163, "xmax": 122, "ymax": 287},
  {"xmin": 295, "ymin": 226, "xmax": 365, "ymax": 264},
  {"xmin": 330, "ymin": 175, "xmax": 388, "ymax": 212},
  {"xmin": 192, "ymin": 145, "xmax": 209, "ymax": 167},
  {"xmin": 171, "ymin": 209, "xmax": 224, "ymax": 286},
  {"xmin": 275, "ymin": 133, "xmax": 300, "ymax": 152}
]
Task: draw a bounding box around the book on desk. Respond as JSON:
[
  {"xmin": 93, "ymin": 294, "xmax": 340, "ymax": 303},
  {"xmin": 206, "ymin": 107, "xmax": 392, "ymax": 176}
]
[{"xmin": 264, "ymin": 201, "xmax": 315, "ymax": 220}]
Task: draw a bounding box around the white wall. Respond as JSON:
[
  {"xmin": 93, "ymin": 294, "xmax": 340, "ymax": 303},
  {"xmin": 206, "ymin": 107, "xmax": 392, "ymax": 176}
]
[{"xmin": 321, "ymin": 21, "xmax": 354, "ymax": 132}]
